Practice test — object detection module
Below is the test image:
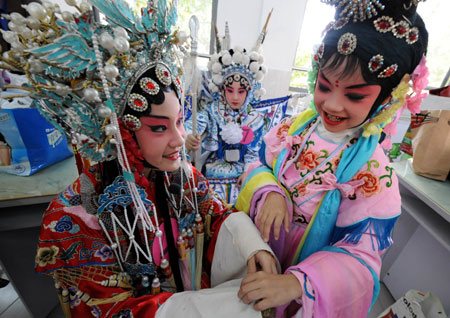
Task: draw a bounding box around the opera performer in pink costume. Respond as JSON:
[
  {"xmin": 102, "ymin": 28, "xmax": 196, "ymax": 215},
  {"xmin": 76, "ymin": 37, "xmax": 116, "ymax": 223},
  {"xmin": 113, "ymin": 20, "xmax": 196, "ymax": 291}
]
[{"xmin": 236, "ymin": 0, "xmax": 430, "ymax": 317}]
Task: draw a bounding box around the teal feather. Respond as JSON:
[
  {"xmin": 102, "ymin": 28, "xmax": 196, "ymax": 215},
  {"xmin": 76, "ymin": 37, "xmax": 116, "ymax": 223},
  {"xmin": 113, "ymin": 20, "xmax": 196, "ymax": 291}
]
[
  {"xmin": 46, "ymin": 50, "xmax": 70, "ymax": 60},
  {"xmin": 53, "ymin": 53, "xmax": 74, "ymax": 64},
  {"xmin": 28, "ymin": 35, "xmax": 97, "ymax": 76},
  {"xmin": 89, "ymin": 0, "xmax": 143, "ymax": 33},
  {"xmin": 74, "ymin": 60, "xmax": 91, "ymax": 72},
  {"xmin": 142, "ymin": 7, "xmax": 156, "ymax": 31},
  {"xmin": 65, "ymin": 59, "xmax": 85, "ymax": 68}
]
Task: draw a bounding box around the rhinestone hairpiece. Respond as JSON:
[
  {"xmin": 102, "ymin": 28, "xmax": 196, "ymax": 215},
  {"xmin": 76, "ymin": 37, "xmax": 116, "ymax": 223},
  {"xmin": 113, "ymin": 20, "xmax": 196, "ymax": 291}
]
[
  {"xmin": 337, "ymin": 33, "xmax": 357, "ymax": 55},
  {"xmin": 128, "ymin": 93, "xmax": 149, "ymax": 112},
  {"xmin": 378, "ymin": 64, "xmax": 398, "ymax": 78},
  {"xmin": 155, "ymin": 64, "xmax": 172, "ymax": 86},
  {"xmin": 321, "ymin": 0, "xmax": 386, "ymax": 22},
  {"xmin": 172, "ymin": 76, "xmax": 182, "ymax": 96},
  {"xmin": 140, "ymin": 78, "xmax": 160, "ymax": 95},
  {"xmin": 122, "ymin": 114, "xmax": 142, "ymax": 131},
  {"xmin": 374, "ymin": 16, "xmax": 420, "ymax": 44},
  {"xmin": 368, "ymin": 54, "xmax": 384, "ymax": 72}
]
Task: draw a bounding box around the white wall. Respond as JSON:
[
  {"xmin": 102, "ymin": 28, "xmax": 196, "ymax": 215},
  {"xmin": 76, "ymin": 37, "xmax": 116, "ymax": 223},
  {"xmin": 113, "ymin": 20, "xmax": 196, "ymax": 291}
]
[{"xmin": 216, "ymin": 0, "xmax": 308, "ymax": 99}]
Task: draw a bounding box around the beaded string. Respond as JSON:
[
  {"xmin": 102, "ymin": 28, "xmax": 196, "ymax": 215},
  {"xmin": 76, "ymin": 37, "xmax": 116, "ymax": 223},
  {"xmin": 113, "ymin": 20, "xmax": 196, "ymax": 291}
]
[{"xmin": 91, "ymin": 30, "xmax": 166, "ymax": 265}]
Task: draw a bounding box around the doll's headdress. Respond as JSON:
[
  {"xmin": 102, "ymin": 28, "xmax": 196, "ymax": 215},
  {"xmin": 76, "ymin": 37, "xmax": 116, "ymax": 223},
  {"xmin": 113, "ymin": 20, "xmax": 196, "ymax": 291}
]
[
  {"xmin": 313, "ymin": 0, "xmax": 429, "ymax": 147},
  {"xmin": 0, "ymin": 0, "xmax": 183, "ymax": 162},
  {"xmin": 206, "ymin": 10, "xmax": 273, "ymax": 101}
]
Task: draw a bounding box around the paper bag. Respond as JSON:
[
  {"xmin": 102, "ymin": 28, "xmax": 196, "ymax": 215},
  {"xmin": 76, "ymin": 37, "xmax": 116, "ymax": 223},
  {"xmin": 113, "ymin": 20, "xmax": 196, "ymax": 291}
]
[{"xmin": 410, "ymin": 110, "xmax": 450, "ymax": 181}]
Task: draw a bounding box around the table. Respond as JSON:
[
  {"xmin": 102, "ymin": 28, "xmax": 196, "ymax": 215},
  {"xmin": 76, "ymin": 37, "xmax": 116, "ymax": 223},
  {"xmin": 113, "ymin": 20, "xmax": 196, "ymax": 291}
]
[
  {"xmin": 0, "ymin": 156, "xmax": 78, "ymax": 317},
  {"xmin": 381, "ymin": 159, "xmax": 450, "ymax": 315},
  {"xmin": 0, "ymin": 156, "xmax": 78, "ymax": 208}
]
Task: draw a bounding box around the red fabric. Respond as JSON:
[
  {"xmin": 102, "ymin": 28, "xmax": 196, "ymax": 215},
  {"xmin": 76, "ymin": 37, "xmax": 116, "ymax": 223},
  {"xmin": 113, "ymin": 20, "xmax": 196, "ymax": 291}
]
[{"xmin": 35, "ymin": 164, "xmax": 232, "ymax": 317}]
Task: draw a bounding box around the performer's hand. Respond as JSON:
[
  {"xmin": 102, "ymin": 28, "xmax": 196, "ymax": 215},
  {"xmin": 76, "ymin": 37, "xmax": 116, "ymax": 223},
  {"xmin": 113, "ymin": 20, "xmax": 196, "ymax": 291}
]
[
  {"xmin": 185, "ymin": 134, "xmax": 201, "ymax": 151},
  {"xmin": 238, "ymin": 272, "xmax": 302, "ymax": 311},
  {"xmin": 247, "ymin": 250, "xmax": 278, "ymax": 275},
  {"xmin": 236, "ymin": 174, "xmax": 245, "ymax": 189},
  {"xmin": 257, "ymin": 192, "xmax": 289, "ymax": 242}
]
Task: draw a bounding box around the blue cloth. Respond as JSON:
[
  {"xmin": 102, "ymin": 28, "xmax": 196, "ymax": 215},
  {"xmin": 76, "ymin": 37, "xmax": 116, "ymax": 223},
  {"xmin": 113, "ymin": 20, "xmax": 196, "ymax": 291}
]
[{"xmin": 298, "ymin": 129, "xmax": 380, "ymax": 262}]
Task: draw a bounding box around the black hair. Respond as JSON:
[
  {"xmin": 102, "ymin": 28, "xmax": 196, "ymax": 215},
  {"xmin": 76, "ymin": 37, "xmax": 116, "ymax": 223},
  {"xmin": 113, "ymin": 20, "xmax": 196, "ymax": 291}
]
[{"xmin": 319, "ymin": 0, "xmax": 428, "ymax": 119}]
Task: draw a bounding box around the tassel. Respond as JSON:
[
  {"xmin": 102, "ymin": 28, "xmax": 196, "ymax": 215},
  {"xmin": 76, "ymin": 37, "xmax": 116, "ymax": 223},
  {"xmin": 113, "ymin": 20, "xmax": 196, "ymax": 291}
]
[
  {"xmin": 161, "ymin": 259, "xmax": 177, "ymax": 289},
  {"xmin": 76, "ymin": 289, "xmax": 92, "ymax": 304},
  {"xmin": 194, "ymin": 214, "xmax": 204, "ymax": 290},
  {"xmin": 54, "ymin": 282, "xmax": 67, "ymax": 317},
  {"xmin": 205, "ymin": 204, "xmax": 214, "ymax": 239},
  {"xmin": 330, "ymin": 216, "xmax": 399, "ymax": 250},
  {"xmin": 61, "ymin": 289, "xmax": 71, "ymax": 318},
  {"xmin": 187, "ymin": 228, "xmax": 196, "ymax": 290},
  {"xmin": 151, "ymin": 277, "xmax": 161, "ymax": 295},
  {"xmin": 101, "ymin": 278, "xmax": 131, "ymax": 288}
]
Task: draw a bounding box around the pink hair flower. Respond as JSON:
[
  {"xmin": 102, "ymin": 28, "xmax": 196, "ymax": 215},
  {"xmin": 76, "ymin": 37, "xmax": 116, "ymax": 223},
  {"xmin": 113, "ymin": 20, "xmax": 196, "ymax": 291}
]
[
  {"xmin": 406, "ymin": 92, "xmax": 427, "ymax": 114},
  {"xmin": 411, "ymin": 56, "xmax": 429, "ymax": 93}
]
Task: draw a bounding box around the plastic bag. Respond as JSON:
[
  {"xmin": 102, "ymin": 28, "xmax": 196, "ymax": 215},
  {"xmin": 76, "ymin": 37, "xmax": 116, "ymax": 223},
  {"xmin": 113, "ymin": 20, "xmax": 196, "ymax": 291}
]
[
  {"xmin": 378, "ymin": 289, "xmax": 447, "ymax": 318},
  {"xmin": 0, "ymin": 72, "xmax": 73, "ymax": 176},
  {"xmin": 0, "ymin": 106, "xmax": 73, "ymax": 176}
]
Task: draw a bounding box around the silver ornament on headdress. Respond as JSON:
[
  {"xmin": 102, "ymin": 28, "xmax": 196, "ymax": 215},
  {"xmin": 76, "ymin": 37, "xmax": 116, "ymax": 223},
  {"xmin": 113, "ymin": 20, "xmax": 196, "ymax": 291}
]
[
  {"xmin": 0, "ymin": 0, "xmax": 181, "ymax": 162},
  {"xmin": 321, "ymin": 0, "xmax": 386, "ymax": 22}
]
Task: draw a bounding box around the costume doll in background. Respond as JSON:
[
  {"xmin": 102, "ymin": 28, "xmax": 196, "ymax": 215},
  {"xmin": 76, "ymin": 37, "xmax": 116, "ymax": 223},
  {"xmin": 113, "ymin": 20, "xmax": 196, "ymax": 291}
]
[
  {"xmin": 236, "ymin": 0, "xmax": 429, "ymax": 317},
  {"xmin": 0, "ymin": 1, "xmax": 278, "ymax": 317},
  {"xmin": 185, "ymin": 22, "xmax": 271, "ymax": 205}
]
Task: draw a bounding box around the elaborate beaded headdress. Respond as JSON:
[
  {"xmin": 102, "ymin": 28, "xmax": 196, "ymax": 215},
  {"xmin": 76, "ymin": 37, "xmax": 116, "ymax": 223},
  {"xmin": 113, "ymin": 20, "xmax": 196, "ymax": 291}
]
[
  {"xmin": 206, "ymin": 11, "xmax": 273, "ymax": 104},
  {"xmin": 0, "ymin": 0, "xmax": 183, "ymax": 162},
  {"xmin": 311, "ymin": 0, "xmax": 429, "ymax": 147},
  {"xmin": 1, "ymin": 0, "xmax": 190, "ymax": 278}
]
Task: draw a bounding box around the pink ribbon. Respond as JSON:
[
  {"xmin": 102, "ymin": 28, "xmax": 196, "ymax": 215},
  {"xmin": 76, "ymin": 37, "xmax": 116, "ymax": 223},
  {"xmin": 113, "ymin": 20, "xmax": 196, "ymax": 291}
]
[
  {"xmin": 266, "ymin": 134, "xmax": 303, "ymax": 156},
  {"xmin": 306, "ymin": 172, "xmax": 365, "ymax": 198},
  {"xmin": 284, "ymin": 135, "xmax": 302, "ymax": 149}
]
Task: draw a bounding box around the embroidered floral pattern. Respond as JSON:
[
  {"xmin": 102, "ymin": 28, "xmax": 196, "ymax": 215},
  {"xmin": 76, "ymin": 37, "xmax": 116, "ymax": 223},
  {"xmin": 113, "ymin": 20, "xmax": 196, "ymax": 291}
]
[
  {"xmin": 293, "ymin": 211, "xmax": 309, "ymax": 225},
  {"xmin": 276, "ymin": 119, "xmax": 291, "ymax": 138},
  {"xmin": 112, "ymin": 309, "xmax": 134, "ymax": 318},
  {"xmin": 330, "ymin": 156, "xmax": 341, "ymax": 170},
  {"xmin": 59, "ymin": 242, "xmax": 82, "ymax": 262},
  {"xmin": 353, "ymin": 170, "xmax": 381, "ymax": 197},
  {"xmin": 94, "ymin": 244, "xmax": 114, "ymax": 261},
  {"xmin": 379, "ymin": 166, "xmax": 394, "ymax": 187},
  {"xmin": 296, "ymin": 149, "xmax": 320, "ymax": 171},
  {"xmin": 44, "ymin": 216, "xmax": 80, "ymax": 234},
  {"xmin": 197, "ymin": 180, "xmax": 208, "ymax": 193},
  {"xmin": 36, "ymin": 246, "xmax": 59, "ymax": 267},
  {"xmin": 291, "ymin": 182, "xmax": 309, "ymax": 198}
]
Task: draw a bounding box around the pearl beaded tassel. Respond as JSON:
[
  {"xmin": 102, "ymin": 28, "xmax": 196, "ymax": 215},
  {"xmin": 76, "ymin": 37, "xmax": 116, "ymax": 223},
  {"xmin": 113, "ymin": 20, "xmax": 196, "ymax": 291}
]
[{"xmin": 91, "ymin": 30, "xmax": 165, "ymax": 263}]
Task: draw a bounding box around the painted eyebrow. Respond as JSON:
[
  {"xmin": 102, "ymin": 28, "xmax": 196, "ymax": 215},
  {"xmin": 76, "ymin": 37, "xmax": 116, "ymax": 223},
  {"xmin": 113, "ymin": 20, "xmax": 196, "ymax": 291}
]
[
  {"xmin": 146, "ymin": 114, "xmax": 169, "ymax": 120},
  {"xmin": 320, "ymin": 71, "xmax": 373, "ymax": 89},
  {"xmin": 145, "ymin": 110, "xmax": 182, "ymax": 120},
  {"xmin": 319, "ymin": 71, "xmax": 332, "ymax": 85}
]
